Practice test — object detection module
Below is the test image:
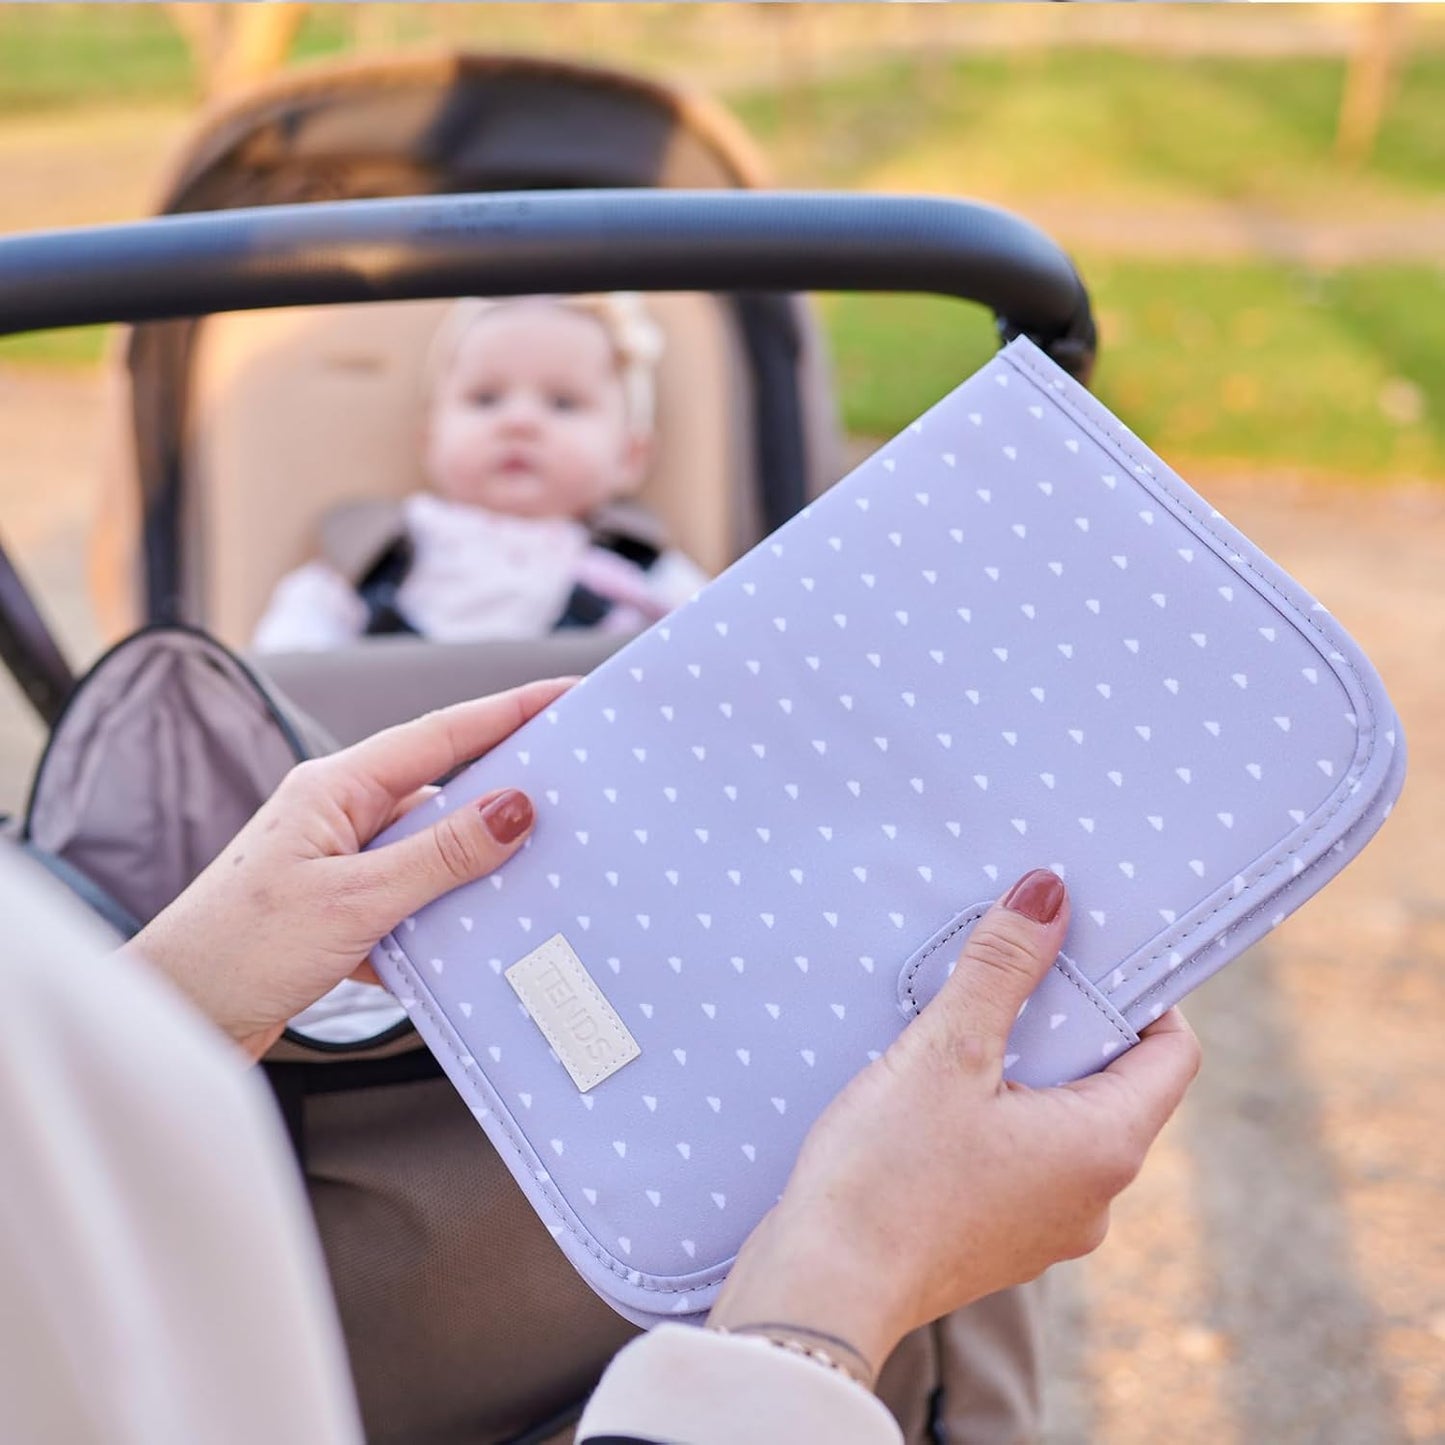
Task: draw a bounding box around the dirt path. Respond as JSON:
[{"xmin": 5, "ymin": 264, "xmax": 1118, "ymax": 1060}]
[
  {"xmin": 1, "ymin": 371, "xmax": 1441, "ymax": 1441},
  {"xmin": 982, "ymin": 198, "xmax": 1445, "ymax": 268}
]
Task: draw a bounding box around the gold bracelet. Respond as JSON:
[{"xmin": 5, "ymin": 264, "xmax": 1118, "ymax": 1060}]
[{"xmin": 709, "ymin": 1324, "xmax": 875, "ymax": 1390}]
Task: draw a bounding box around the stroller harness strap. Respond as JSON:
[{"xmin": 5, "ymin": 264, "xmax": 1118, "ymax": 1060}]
[
  {"xmin": 348, "ymin": 508, "xmax": 667, "ymax": 639},
  {"xmin": 356, "ymin": 533, "xmax": 419, "ymax": 638}
]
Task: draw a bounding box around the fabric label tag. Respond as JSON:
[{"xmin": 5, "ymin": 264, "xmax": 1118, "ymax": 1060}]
[{"xmin": 505, "ymin": 933, "xmax": 641, "ymax": 1092}]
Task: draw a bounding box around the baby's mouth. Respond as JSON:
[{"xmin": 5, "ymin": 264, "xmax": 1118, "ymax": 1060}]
[{"xmin": 496, "ymin": 452, "xmax": 538, "ymax": 476}]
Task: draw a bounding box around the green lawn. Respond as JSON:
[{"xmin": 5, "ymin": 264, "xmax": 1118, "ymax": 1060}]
[
  {"xmin": 0, "ymin": 325, "xmax": 109, "ymax": 367},
  {"xmin": 0, "ymin": 6, "xmax": 195, "ymax": 113},
  {"xmin": 0, "ymin": 6, "xmax": 358, "ymax": 113},
  {"xmin": 822, "ymin": 258, "xmax": 1445, "ymax": 480},
  {"xmin": 729, "ymin": 47, "xmax": 1445, "ymax": 216},
  {"xmin": 3, "ymin": 10, "xmax": 1441, "ymax": 208}
]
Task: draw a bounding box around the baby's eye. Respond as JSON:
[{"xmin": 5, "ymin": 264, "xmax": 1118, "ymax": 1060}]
[
  {"xmin": 466, "ymin": 390, "xmax": 500, "ymax": 409},
  {"xmin": 548, "ymin": 392, "xmax": 585, "ymax": 413}
]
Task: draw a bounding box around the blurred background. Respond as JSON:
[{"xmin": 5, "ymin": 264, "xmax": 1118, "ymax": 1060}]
[{"xmin": 0, "ymin": 5, "xmax": 1440, "ymax": 1443}]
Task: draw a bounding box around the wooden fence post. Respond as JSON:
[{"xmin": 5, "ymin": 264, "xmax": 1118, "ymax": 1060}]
[
  {"xmin": 1335, "ymin": 3, "xmax": 1406, "ymax": 169},
  {"xmin": 167, "ymin": 4, "xmax": 309, "ymax": 99}
]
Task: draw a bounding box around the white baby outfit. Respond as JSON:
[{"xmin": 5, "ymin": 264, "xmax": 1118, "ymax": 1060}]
[{"xmin": 253, "ymin": 493, "xmax": 707, "ymax": 654}]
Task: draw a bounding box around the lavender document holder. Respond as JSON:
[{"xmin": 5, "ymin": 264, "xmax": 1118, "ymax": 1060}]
[{"xmin": 368, "ymin": 337, "xmax": 1406, "ymax": 1328}]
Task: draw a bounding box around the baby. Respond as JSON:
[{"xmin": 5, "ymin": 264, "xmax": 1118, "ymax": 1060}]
[{"xmin": 252, "ymin": 292, "xmax": 708, "ymax": 655}]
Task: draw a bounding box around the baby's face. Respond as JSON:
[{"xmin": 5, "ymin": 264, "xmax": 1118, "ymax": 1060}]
[{"xmin": 425, "ymin": 302, "xmax": 648, "ymax": 519}]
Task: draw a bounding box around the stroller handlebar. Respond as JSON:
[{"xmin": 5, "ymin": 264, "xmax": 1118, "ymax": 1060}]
[{"xmin": 0, "ymin": 191, "xmax": 1096, "ymax": 381}]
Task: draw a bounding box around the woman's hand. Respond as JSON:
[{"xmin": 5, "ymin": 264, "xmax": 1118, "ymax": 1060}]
[
  {"xmin": 124, "ymin": 677, "xmax": 574, "ymax": 1060},
  {"xmin": 707, "ymin": 868, "xmax": 1201, "ymax": 1386}
]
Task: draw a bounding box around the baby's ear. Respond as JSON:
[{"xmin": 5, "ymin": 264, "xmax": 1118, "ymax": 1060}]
[{"xmin": 615, "ymin": 427, "xmax": 654, "ymax": 495}]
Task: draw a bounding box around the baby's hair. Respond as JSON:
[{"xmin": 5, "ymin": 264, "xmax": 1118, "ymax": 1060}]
[{"xmin": 423, "ymin": 293, "xmax": 664, "ymax": 434}]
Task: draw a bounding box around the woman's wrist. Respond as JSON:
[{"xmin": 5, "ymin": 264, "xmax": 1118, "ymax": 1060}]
[
  {"xmin": 705, "ymin": 1206, "xmax": 911, "ymax": 1390},
  {"xmin": 706, "ymin": 1321, "xmax": 878, "ymax": 1390}
]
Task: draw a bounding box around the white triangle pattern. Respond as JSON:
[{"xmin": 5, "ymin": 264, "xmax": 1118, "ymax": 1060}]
[{"xmin": 373, "ymin": 345, "xmax": 1379, "ymax": 1297}]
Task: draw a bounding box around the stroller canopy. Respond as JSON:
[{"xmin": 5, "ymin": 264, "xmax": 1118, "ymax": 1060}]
[{"xmin": 153, "ymin": 50, "xmax": 772, "ymax": 208}]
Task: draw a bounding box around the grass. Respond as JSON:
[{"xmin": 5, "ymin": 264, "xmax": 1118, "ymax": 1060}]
[
  {"xmin": 0, "ymin": 326, "xmax": 109, "ymax": 368},
  {"xmin": 1087, "ymin": 259, "xmax": 1444, "ymax": 479},
  {"xmin": 823, "ymin": 260, "xmax": 1445, "ymax": 479},
  {"xmin": 0, "ymin": 6, "xmax": 195, "ymax": 113},
  {"xmin": 0, "ymin": 7, "xmax": 360, "ymax": 114},
  {"xmin": 729, "ymin": 48, "xmax": 1445, "ymax": 214},
  {"xmin": 2, "ymin": 9, "xmax": 1441, "ymax": 207}
]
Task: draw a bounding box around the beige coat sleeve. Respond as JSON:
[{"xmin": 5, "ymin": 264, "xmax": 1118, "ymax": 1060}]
[
  {"xmin": 577, "ymin": 1323, "xmax": 904, "ymax": 1445},
  {"xmin": 0, "ymin": 849, "xmax": 363, "ymax": 1445},
  {"xmin": 0, "ymin": 846, "xmax": 902, "ymax": 1445}
]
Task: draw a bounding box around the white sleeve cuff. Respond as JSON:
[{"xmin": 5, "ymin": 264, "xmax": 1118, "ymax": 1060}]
[
  {"xmin": 648, "ymin": 549, "xmax": 711, "ymax": 610},
  {"xmin": 250, "ymin": 561, "xmax": 368, "ymax": 653},
  {"xmin": 577, "ymin": 1323, "xmax": 903, "ymax": 1445}
]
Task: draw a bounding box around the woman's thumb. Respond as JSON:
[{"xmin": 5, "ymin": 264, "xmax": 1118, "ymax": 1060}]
[{"xmin": 923, "ymin": 868, "xmax": 1070, "ymax": 1063}]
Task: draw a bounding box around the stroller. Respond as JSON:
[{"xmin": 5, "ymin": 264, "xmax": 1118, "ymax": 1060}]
[{"xmin": 0, "ymin": 51, "xmax": 1096, "ymax": 1445}]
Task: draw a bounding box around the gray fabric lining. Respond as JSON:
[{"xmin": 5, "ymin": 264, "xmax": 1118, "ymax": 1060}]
[{"xmin": 27, "ymin": 629, "xmax": 333, "ymax": 925}]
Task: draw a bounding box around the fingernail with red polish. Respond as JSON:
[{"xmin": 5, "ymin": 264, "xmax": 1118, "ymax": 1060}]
[
  {"xmin": 1001, "ymin": 868, "xmax": 1065, "ymax": 924},
  {"xmin": 479, "ymin": 789, "xmax": 533, "ymax": 845}
]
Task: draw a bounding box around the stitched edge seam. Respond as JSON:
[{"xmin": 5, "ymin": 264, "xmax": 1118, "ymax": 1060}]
[
  {"xmin": 1126, "ymin": 729, "xmax": 1406, "ymax": 1019},
  {"xmin": 899, "ymin": 903, "xmax": 1135, "ymax": 1044},
  {"xmin": 379, "ymin": 936, "xmax": 727, "ymax": 1297},
  {"xmin": 1004, "ymin": 345, "xmax": 1384, "ymax": 990},
  {"xmin": 899, "ymin": 907, "xmax": 987, "ymax": 1013}
]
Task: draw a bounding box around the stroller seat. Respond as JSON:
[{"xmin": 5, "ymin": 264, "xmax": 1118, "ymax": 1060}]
[{"xmin": 168, "ymin": 288, "xmax": 838, "ymax": 743}]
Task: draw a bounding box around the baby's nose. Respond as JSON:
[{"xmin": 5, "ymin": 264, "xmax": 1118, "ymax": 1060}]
[{"xmin": 497, "ymin": 394, "xmax": 545, "ymax": 428}]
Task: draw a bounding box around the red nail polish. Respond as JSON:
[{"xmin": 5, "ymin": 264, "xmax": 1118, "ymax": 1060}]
[
  {"xmin": 1001, "ymin": 868, "xmax": 1065, "ymax": 924},
  {"xmin": 479, "ymin": 789, "xmax": 533, "ymax": 845}
]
